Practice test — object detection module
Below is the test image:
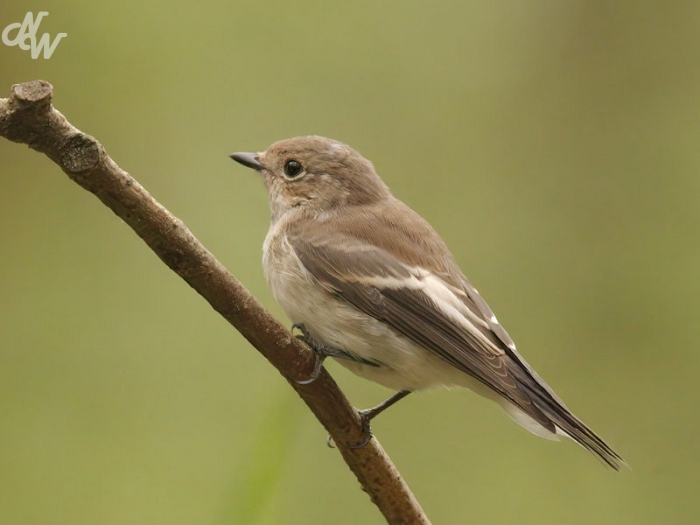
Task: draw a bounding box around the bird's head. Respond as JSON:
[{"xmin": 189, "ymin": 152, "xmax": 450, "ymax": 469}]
[{"xmin": 231, "ymin": 136, "xmax": 390, "ymax": 221}]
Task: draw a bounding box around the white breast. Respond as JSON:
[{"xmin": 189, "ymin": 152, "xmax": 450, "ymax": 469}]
[{"xmin": 262, "ymin": 223, "xmax": 476, "ymax": 392}]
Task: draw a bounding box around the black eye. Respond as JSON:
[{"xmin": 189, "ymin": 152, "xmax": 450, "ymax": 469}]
[{"xmin": 284, "ymin": 160, "xmax": 303, "ymax": 178}]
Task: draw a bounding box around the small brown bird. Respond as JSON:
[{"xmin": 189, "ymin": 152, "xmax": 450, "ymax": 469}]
[{"xmin": 231, "ymin": 136, "xmax": 624, "ymax": 469}]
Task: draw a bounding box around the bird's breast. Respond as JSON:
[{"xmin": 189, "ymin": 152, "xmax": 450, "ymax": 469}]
[
  {"xmin": 262, "ymin": 228, "xmax": 313, "ymax": 316},
  {"xmin": 261, "ymin": 225, "xmax": 473, "ymax": 392}
]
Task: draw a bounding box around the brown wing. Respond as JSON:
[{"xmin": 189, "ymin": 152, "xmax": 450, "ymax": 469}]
[
  {"xmin": 288, "ymin": 219, "xmax": 625, "ymax": 469},
  {"xmin": 288, "ymin": 228, "xmax": 556, "ymax": 432}
]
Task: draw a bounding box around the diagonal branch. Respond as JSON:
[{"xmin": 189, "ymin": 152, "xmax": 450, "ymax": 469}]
[{"xmin": 0, "ymin": 80, "xmax": 430, "ymax": 525}]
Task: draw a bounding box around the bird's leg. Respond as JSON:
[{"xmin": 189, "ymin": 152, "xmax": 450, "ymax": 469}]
[
  {"xmin": 359, "ymin": 390, "xmax": 412, "ymax": 423},
  {"xmin": 348, "ymin": 390, "xmax": 412, "ymax": 448},
  {"xmin": 292, "ymin": 322, "xmax": 409, "ymax": 448},
  {"xmin": 325, "ymin": 390, "xmax": 413, "ymax": 449},
  {"xmin": 292, "ymin": 323, "xmax": 358, "ymax": 385}
]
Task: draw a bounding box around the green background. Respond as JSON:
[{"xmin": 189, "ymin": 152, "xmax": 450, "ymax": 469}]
[{"xmin": 1, "ymin": 1, "xmax": 698, "ymax": 524}]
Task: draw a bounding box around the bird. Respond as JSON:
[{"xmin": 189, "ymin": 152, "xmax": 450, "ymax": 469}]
[{"xmin": 230, "ymin": 135, "xmax": 625, "ymax": 470}]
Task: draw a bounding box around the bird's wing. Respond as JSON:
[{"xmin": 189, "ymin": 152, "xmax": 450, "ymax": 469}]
[
  {"xmin": 289, "ymin": 223, "xmax": 625, "ymax": 469},
  {"xmin": 288, "ymin": 228, "xmax": 555, "ymax": 431}
]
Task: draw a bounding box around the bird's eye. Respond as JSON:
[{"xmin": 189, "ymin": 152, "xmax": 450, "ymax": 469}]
[{"xmin": 284, "ymin": 160, "xmax": 303, "ymax": 178}]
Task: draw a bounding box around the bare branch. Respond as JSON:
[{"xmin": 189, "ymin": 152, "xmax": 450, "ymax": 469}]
[{"xmin": 0, "ymin": 80, "xmax": 430, "ymax": 525}]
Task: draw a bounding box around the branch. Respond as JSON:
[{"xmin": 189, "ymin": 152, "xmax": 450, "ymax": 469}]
[{"xmin": 0, "ymin": 80, "xmax": 430, "ymax": 525}]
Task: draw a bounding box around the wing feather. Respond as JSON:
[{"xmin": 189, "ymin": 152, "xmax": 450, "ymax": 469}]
[
  {"xmin": 291, "ymin": 231, "xmax": 555, "ymax": 431},
  {"xmin": 289, "ymin": 223, "xmax": 625, "ymax": 469}
]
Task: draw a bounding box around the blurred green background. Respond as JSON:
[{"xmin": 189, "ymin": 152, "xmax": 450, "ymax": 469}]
[{"xmin": 1, "ymin": 1, "xmax": 698, "ymax": 524}]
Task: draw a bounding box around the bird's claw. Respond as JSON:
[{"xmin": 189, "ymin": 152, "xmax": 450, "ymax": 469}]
[
  {"xmin": 349, "ymin": 421, "xmax": 374, "ymax": 449},
  {"xmin": 325, "ymin": 422, "xmax": 374, "ymax": 450},
  {"xmin": 292, "ymin": 323, "xmax": 327, "ymax": 385},
  {"xmin": 292, "ymin": 322, "xmax": 310, "ymax": 341}
]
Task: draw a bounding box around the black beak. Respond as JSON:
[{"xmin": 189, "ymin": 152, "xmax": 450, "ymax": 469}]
[{"xmin": 230, "ymin": 152, "xmax": 263, "ymax": 171}]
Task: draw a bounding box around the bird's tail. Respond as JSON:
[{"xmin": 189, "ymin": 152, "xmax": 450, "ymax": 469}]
[{"xmin": 497, "ymin": 364, "xmax": 627, "ymax": 471}]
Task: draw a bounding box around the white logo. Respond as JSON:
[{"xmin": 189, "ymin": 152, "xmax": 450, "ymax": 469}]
[{"xmin": 2, "ymin": 12, "xmax": 67, "ymax": 59}]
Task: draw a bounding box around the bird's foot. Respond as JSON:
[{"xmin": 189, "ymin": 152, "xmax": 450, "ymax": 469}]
[
  {"xmin": 325, "ymin": 427, "xmax": 373, "ymax": 450},
  {"xmin": 326, "ymin": 390, "xmax": 412, "ymax": 449},
  {"xmin": 292, "ymin": 323, "xmax": 350, "ymax": 385}
]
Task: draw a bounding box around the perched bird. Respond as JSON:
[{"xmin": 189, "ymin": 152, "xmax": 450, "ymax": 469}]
[{"xmin": 231, "ymin": 136, "xmax": 624, "ymax": 469}]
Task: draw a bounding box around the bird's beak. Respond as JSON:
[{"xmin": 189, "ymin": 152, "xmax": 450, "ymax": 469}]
[{"xmin": 230, "ymin": 152, "xmax": 264, "ymax": 171}]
